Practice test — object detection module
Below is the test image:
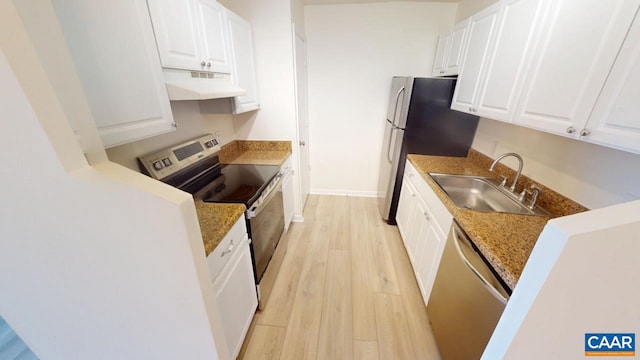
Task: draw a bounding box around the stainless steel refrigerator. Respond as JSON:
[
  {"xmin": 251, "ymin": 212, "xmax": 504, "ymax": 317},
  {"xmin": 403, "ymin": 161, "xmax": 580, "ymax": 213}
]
[{"xmin": 378, "ymin": 76, "xmax": 479, "ymax": 223}]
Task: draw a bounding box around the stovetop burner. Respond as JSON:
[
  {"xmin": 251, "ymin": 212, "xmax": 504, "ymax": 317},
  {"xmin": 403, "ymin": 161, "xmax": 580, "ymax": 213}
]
[{"xmin": 198, "ymin": 163, "xmax": 280, "ymax": 206}]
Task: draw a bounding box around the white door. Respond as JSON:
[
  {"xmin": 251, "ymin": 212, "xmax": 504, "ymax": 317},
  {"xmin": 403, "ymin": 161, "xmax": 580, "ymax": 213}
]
[
  {"xmin": 443, "ymin": 19, "xmax": 469, "ymax": 76},
  {"xmin": 53, "ymin": 0, "xmax": 175, "ymax": 148},
  {"xmin": 294, "ymin": 29, "xmax": 310, "ymax": 212},
  {"xmin": 226, "ymin": 9, "xmax": 259, "ymax": 113},
  {"xmin": 583, "ymin": 16, "xmax": 640, "ymax": 154},
  {"xmin": 195, "ymin": 0, "xmax": 231, "ymax": 73},
  {"xmin": 147, "ymin": 0, "xmax": 201, "ymax": 71},
  {"xmin": 513, "ymin": 0, "xmax": 640, "ymax": 136},
  {"xmin": 431, "ymin": 32, "xmax": 450, "ymax": 76},
  {"xmin": 475, "ymin": 0, "xmax": 548, "ymax": 122},
  {"xmin": 450, "ymin": 2, "xmax": 501, "ymax": 114}
]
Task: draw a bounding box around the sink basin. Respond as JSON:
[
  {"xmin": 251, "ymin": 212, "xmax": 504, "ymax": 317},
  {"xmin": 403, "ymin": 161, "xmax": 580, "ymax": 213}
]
[{"xmin": 428, "ymin": 173, "xmax": 549, "ymax": 216}]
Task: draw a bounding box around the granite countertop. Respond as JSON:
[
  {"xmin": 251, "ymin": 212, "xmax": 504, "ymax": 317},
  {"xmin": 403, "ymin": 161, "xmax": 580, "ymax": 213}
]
[
  {"xmin": 407, "ymin": 150, "xmax": 587, "ymax": 290},
  {"xmin": 194, "ymin": 140, "xmax": 292, "ymax": 256},
  {"xmin": 194, "ymin": 201, "xmax": 246, "ymax": 257},
  {"xmin": 219, "ymin": 140, "xmax": 292, "ymax": 166}
]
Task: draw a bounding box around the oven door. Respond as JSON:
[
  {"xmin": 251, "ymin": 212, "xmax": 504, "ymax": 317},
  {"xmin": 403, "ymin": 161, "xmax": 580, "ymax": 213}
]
[{"xmin": 246, "ymin": 180, "xmax": 285, "ymax": 283}]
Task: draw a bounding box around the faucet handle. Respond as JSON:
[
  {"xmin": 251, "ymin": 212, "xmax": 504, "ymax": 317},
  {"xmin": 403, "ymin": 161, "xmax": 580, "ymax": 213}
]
[
  {"xmin": 498, "ymin": 175, "xmax": 508, "ymax": 187},
  {"xmin": 518, "ymin": 189, "xmax": 531, "ymax": 202},
  {"xmin": 528, "ymin": 185, "xmax": 542, "ymax": 209}
]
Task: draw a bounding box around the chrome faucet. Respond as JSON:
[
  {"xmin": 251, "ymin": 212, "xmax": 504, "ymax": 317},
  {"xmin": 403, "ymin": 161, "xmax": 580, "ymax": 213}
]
[{"xmin": 489, "ymin": 152, "xmax": 523, "ymax": 193}]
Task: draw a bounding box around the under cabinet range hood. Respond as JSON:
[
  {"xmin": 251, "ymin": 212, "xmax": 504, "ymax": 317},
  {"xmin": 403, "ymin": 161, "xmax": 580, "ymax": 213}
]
[{"xmin": 163, "ymin": 68, "xmax": 246, "ymax": 101}]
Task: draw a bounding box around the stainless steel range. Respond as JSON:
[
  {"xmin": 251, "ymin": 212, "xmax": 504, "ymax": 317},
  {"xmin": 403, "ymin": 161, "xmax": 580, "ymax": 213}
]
[{"xmin": 138, "ymin": 134, "xmax": 286, "ymax": 309}]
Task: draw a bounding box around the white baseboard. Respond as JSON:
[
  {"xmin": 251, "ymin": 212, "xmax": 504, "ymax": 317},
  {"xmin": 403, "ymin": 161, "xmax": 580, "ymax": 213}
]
[
  {"xmin": 292, "ymin": 215, "xmax": 304, "ymax": 223},
  {"xmin": 310, "ymin": 189, "xmax": 379, "ymax": 197}
]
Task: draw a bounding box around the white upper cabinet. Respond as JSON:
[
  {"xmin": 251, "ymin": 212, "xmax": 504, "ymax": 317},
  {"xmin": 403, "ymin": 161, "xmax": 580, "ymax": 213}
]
[
  {"xmin": 512, "ymin": 0, "xmax": 640, "ymax": 136},
  {"xmin": 582, "ymin": 17, "xmax": 640, "ymax": 154},
  {"xmin": 431, "ymin": 32, "xmax": 450, "ymax": 76},
  {"xmin": 53, "ymin": 0, "xmax": 175, "ymax": 148},
  {"xmin": 196, "ymin": 0, "xmax": 232, "ymax": 73},
  {"xmin": 451, "ymin": 2, "xmax": 501, "ymax": 113},
  {"xmin": 148, "ymin": 0, "xmax": 231, "ymax": 73},
  {"xmin": 226, "ymin": 9, "xmax": 260, "ymax": 113},
  {"xmin": 474, "ymin": 0, "xmax": 549, "ymax": 122},
  {"xmin": 431, "ymin": 20, "xmax": 469, "ymax": 77},
  {"xmin": 443, "ymin": 19, "xmax": 469, "ymax": 76}
]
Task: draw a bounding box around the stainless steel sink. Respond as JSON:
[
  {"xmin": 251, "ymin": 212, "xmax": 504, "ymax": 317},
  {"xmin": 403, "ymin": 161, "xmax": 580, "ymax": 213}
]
[{"xmin": 428, "ymin": 173, "xmax": 549, "ymax": 216}]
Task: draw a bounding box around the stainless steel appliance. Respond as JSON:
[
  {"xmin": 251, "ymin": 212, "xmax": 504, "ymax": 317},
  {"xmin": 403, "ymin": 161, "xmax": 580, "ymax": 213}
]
[
  {"xmin": 427, "ymin": 221, "xmax": 511, "ymax": 359},
  {"xmin": 138, "ymin": 134, "xmax": 285, "ymax": 309},
  {"xmin": 378, "ymin": 76, "xmax": 479, "ymax": 223}
]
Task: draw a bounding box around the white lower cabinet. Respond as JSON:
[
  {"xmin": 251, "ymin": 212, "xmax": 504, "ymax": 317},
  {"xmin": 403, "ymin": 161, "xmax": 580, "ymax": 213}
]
[
  {"xmin": 208, "ymin": 216, "xmax": 257, "ymax": 359},
  {"xmin": 396, "ymin": 161, "xmax": 452, "ymax": 305}
]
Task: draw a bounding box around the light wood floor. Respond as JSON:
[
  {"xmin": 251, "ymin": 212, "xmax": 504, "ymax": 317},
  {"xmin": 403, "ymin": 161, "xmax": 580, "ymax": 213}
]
[{"xmin": 239, "ymin": 195, "xmax": 441, "ymax": 360}]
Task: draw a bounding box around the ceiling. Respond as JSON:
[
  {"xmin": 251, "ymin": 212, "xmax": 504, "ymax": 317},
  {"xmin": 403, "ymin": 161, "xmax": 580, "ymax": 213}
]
[{"xmin": 303, "ymin": 0, "xmax": 459, "ymax": 5}]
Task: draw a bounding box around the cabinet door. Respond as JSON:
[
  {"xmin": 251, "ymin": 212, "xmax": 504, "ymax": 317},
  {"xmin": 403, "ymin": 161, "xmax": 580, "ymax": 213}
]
[
  {"xmin": 513, "ymin": 0, "xmax": 640, "ymax": 136},
  {"xmin": 431, "ymin": 32, "xmax": 450, "ymax": 76},
  {"xmin": 582, "ymin": 17, "xmax": 640, "ymax": 154},
  {"xmin": 195, "ymin": 0, "xmax": 232, "ymax": 74},
  {"xmin": 53, "ymin": 0, "xmax": 175, "ymax": 148},
  {"xmin": 226, "ymin": 9, "xmax": 260, "ymax": 113},
  {"xmin": 410, "ymin": 196, "xmax": 431, "ymax": 287},
  {"xmin": 213, "ymin": 237, "xmax": 258, "ymax": 359},
  {"xmin": 475, "ymin": 0, "xmax": 548, "ymax": 122},
  {"xmin": 450, "ymin": 3, "xmax": 501, "ymax": 114},
  {"xmin": 415, "ymin": 216, "xmax": 446, "ymax": 305},
  {"xmin": 397, "ymin": 175, "xmax": 417, "ymax": 254},
  {"xmin": 443, "ymin": 19, "xmax": 470, "ymax": 76},
  {"xmin": 147, "ymin": 0, "xmax": 202, "ymax": 71}
]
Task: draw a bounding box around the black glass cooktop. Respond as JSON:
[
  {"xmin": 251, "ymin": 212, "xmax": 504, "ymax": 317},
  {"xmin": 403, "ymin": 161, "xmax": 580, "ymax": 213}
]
[{"xmin": 197, "ymin": 164, "xmax": 280, "ymax": 206}]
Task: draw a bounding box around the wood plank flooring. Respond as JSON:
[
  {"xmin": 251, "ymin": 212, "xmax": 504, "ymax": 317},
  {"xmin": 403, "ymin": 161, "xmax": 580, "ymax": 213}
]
[{"xmin": 239, "ymin": 195, "xmax": 441, "ymax": 360}]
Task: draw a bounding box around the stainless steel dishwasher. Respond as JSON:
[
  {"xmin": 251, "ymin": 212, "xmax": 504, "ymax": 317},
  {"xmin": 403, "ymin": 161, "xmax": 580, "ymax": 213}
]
[{"xmin": 427, "ymin": 221, "xmax": 511, "ymax": 359}]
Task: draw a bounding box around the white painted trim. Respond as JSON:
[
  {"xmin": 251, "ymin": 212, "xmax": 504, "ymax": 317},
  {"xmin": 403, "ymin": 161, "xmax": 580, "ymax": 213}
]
[
  {"xmin": 310, "ymin": 189, "xmax": 379, "ymax": 197},
  {"xmin": 292, "ymin": 215, "xmax": 304, "ymax": 223}
]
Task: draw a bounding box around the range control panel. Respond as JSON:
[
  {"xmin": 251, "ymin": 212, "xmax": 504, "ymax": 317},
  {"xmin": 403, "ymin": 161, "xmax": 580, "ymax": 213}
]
[{"xmin": 138, "ymin": 134, "xmax": 220, "ymax": 180}]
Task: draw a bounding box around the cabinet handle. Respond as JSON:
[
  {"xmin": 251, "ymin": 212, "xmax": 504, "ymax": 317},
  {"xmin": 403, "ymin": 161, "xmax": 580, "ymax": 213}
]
[
  {"xmin": 207, "ymin": 62, "xmax": 211, "ymax": 68},
  {"xmin": 468, "ymin": 107, "xmax": 473, "ymax": 112},
  {"xmin": 580, "ymin": 128, "xmax": 591, "ymax": 136},
  {"xmin": 440, "ymin": 70, "xmax": 445, "ymax": 74},
  {"xmin": 424, "ymin": 212, "xmax": 430, "ymax": 220},
  {"xmin": 221, "ymin": 240, "xmax": 234, "ymax": 257},
  {"xmin": 566, "ymin": 126, "xmax": 576, "ymax": 134},
  {"xmin": 200, "ymin": 61, "xmax": 206, "ymax": 67}
]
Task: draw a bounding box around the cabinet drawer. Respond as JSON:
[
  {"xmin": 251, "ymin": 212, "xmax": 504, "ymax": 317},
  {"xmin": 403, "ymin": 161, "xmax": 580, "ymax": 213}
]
[
  {"xmin": 207, "ymin": 215, "xmax": 248, "ymax": 281},
  {"xmin": 404, "ymin": 161, "xmax": 453, "ymax": 233}
]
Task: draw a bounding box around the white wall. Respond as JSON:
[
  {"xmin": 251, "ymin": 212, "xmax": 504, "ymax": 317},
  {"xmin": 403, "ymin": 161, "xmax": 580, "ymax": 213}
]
[
  {"xmin": 484, "ymin": 200, "xmax": 640, "ymax": 359},
  {"xmin": 106, "ymin": 102, "xmax": 236, "ymax": 171},
  {"xmin": 1, "ymin": 3, "xmax": 229, "ymax": 359},
  {"xmin": 455, "ymin": 0, "xmax": 498, "ymax": 22},
  {"xmin": 217, "ymin": 0, "xmax": 305, "ymax": 217},
  {"xmin": 305, "ymin": 2, "xmax": 457, "ymax": 196},
  {"xmin": 291, "ymin": 0, "xmax": 306, "ymax": 36},
  {"xmin": 473, "ymin": 119, "xmax": 640, "ymax": 209}
]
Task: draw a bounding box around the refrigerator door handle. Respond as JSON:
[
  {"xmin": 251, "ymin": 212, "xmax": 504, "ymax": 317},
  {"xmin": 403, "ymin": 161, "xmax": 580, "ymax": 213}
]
[
  {"xmin": 391, "ymin": 87, "xmax": 406, "ymax": 128},
  {"xmin": 386, "ymin": 126, "xmax": 395, "ymax": 162}
]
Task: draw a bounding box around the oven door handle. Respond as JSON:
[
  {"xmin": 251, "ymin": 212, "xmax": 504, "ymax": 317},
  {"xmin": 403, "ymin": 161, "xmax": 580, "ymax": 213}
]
[{"xmin": 246, "ymin": 174, "xmax": 283, "ymax": 220}]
